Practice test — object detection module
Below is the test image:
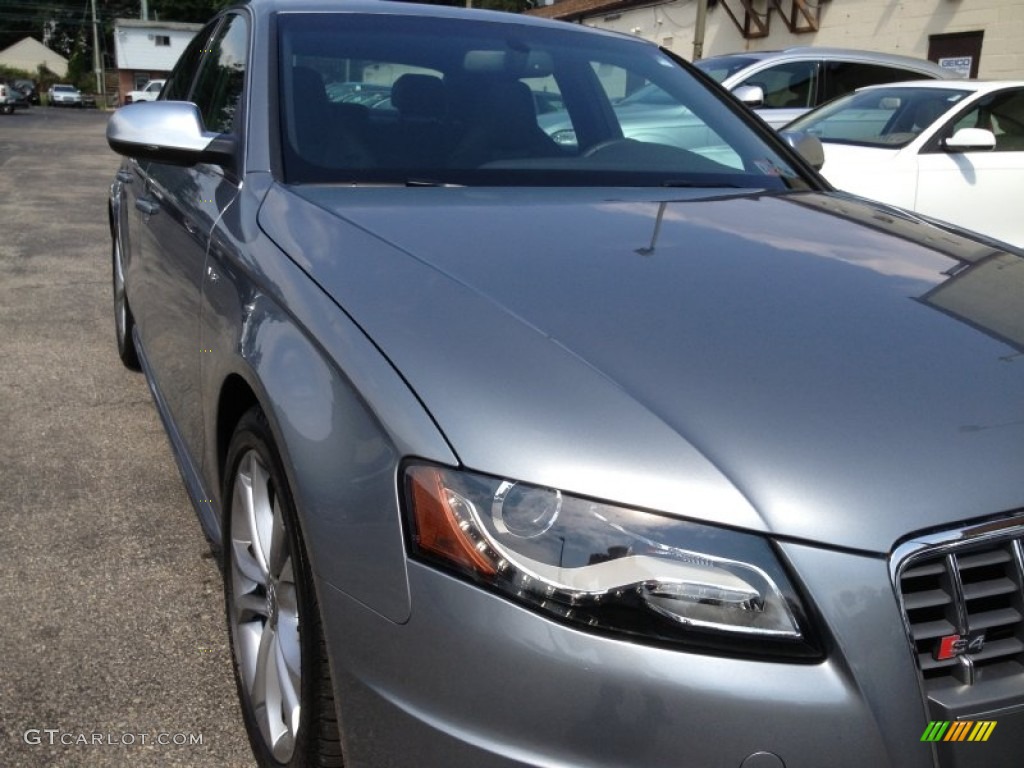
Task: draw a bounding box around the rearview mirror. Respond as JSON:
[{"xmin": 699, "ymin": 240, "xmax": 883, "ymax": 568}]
[
  {"xmin": 107, "ymin": 101, "xmax": 235, "ymax": 167},
  {"xmin": 464, "ymin": 49, "xmax": 554, "ymax": 78}
]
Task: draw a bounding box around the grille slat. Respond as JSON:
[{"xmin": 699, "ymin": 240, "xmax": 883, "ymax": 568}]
[
  {"xmin": 958, "ymin": 549, "xmax": 1012, "ymax": 570},
  {"xmin": 969, "ymin": 636, "xmax": 1024, "ymax": 663},
  {"xmin": 918, "ymin": 653, "xmax": 960, "ymax": 673},
  {"xmin": 969, "ymin": 606, "xmax": 1022, "ymax": 631},
  {"xmin": 910, "ymin": 617, "xmax": 957, "ymax": 641},
  {"xmin": 962, "ymin": 577, "xmax": 1018, "ymax": 601},
  {"xmin": 902, "ymin": 588, "xmax": 952, "ymax": 611},
  {"xmin": 903, "ymin": 562, "xmax": 946, "ymax": 579}
]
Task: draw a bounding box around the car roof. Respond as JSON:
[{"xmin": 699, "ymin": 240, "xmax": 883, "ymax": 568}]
[
  {"xmin": 855, "ymin": 79, "xmax": 1024, "ymax": 93},
  {"xmin": 250, "ymin": 0, "xmax": 647, "ymax": 37},
  {"xmin": 701, "ymin": 47, "xmax": 952, "ymax": 76}
]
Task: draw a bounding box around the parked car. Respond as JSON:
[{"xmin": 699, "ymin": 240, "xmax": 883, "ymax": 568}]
[
  {"xmin": 0, "ymin": 81, "xmax": 30, "ymax": 113},
  {"xmin": 786, "ymin": 79, "xmax": 1024, "ymax": 247},
  {"xmin": 694, "ymin": 47, "xmax": 956, "ymax": 128},
  {"xmin": 48, "ymin": 83, "xmax": 82, "ymax": 107},
  {"xmin": 123, "ymin": 78, "xmax": 166, "ymax": 104},
  {"xmin": 12, "ymin": 78, "xmax": 39, "ymax": 104},
  {"xmin": 107, "ymin": 2, "xmax": 1024, "ymax": 767}
]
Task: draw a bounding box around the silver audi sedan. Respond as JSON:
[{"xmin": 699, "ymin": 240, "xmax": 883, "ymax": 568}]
[{"xmin": 106, "ymin": 2, "xmax": 1024, "ymax": 767}]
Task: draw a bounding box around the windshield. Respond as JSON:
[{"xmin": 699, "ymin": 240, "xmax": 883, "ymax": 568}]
[
  {"xmin": 277, "ymin": 14, "xmax": 810, "ymax": 190},
  {"xmin": 786, "ymin": 86, "xmax": 971, "ymax": 148},
  {"xmin": 692, "ymin": 55, "xmax": 761, "ymax": 83}
]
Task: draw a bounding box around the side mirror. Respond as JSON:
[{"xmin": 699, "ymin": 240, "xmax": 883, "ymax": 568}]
[
  {"xmin": 107, "ymin": 101, "xmax": 235, "ymax": 167},
  {"xmin": 943, "ymin": 127, "xmax": 996, "ymax": 152},
  {"xmin": 779, "ymin": 130, "xmax": 825, "ymax": 171},
  {"xmin": 732, "ymin": 84, "xmax": 765, "ymax": 108}
]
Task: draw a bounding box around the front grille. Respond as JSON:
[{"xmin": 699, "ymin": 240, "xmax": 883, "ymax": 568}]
[{"xmin": 898, "ymin": 533, "xmax": 1024, "ymax": 690}]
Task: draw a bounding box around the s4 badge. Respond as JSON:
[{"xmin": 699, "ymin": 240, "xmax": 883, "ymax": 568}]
[{"xmin": 934, "ymin": 631, "xmax": 986, "ymax": 661}]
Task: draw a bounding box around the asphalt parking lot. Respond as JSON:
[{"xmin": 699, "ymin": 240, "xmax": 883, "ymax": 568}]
[{"xmin": 0, "ymin": 108, "xmax": 253, "ymax": 766}]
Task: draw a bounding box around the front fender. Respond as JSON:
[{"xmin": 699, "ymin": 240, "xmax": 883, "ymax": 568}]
[{"xmin": 201, "ymin": 210, "xmax": 455, "ymax": 624}]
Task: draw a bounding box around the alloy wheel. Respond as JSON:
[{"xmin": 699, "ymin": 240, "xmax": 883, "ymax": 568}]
[{"xmin": 228, "ymin": 449, "xmax": 302, "ymax": 763}]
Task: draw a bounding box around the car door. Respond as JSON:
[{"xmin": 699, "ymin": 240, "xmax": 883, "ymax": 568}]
[
  {"xmin": 915, "ymin": 88, "xmax": 1024, "ymax": 247},
  {"xmin": 129, "ymin": 12, "xmax": 248, "ymax": 465}
]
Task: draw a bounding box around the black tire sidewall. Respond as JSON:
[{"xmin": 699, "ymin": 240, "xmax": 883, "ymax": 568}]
[
  {"xmin": 222, "ymin": 408, "xmax": 331, "ymax": 768},
  {"xmin": 112, "ymin": 231, "xmax": 140, "ymax": 370}
]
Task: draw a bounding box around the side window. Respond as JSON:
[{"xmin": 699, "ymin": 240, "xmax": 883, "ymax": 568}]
[
  {"xmin": 948, "ymin": 90, "xmax": 1024, "ymax": 151},
  {"xmin": 161, "ymin": 20, "xmax": 219, "ymax": 102},
  {"xmin": 822, "ymin": 62, "xmax": 935, "ymax": 104},
  {"xmin": 740, "ymin": 61, "xmax": 818, "ymax": 109},
  {"xmin": 190, "ymin": 13, "xmax": 249, "ymax": 134}
]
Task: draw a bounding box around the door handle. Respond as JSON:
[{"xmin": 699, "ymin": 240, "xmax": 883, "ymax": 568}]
[
  {"xmin": 116, "ymin": 170, "xmax": 133, "ymax": 183},
  {"xmin": 135, "ymin": 198, "xmax": 160, "ymax": 216}
]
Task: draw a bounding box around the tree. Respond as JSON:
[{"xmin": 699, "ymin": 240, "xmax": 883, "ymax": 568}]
[{"xmin": 149, "ymin": 0, "xmax": 230, "ymax": 23}]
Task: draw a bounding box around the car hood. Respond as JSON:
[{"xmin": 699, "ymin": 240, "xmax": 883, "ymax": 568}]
[{"xmin": 259, "ymin": 185, "xmax": 1024, "ymax": 553}]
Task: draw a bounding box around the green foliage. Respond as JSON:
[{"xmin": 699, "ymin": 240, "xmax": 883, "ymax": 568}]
[
  {"xmin": 0, "ymin": 63, "xmax": 33, "ymax": 82},
  {"xmin": 66, "ymin": 45, "xmax": 94, "ymax": 91},
  {"xmin": 149, "ymin": 0, "xmax": 232, "ymax": 23}
]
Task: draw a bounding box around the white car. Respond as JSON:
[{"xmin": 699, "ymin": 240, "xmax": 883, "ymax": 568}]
[
  {"xmin": 124, "ymin": 79, "xmax": 165, "ymax": 104},
  {"xmin": 787, "ymin": 80, "xmax": 1024, "ymax": 247},
  {"xmin": 48, "ymin": 83, "xmax": 82, "ymax": 107}
]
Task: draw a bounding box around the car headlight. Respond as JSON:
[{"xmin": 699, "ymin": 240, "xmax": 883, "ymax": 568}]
[{"xmin": 404, "ymin": 464, "xmax": 820, "ymax": 659}]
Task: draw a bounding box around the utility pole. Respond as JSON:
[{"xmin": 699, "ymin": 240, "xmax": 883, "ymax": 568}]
[
  {"xmin": 141, "ymin": 0, "xmax": 149, "ymax": 21},
  {"xmin": 91, "ymin": 0, "xmax": 104, "ymax": 100},
  {"xmin": 692, "ymin": 0, "xmax": 708, "ymax": 61}
]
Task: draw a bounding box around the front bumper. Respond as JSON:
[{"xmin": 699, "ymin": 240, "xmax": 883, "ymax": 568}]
[{"xmin": 320, "ymin": 542, "xmax": 950, "ymax": 768}]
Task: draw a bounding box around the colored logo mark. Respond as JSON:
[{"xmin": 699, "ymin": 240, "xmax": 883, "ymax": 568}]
[{"xmin": 921, "ymin": 721, "xmax": 996, "ymax": 742}]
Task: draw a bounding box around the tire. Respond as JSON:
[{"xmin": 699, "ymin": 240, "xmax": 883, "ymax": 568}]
[
  {"xmin": 0, "ymin": 104, "xmax": 12, "ymax": 115},
  {"xmin": 223, "ymin": 408, "xmax": 343, "ymax": 768},
  {"xmin": 111, "ymin": 225, "xmax": 140, "ymax": 370}
]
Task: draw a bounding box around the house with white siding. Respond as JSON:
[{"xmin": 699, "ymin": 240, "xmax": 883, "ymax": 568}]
[{"xmin": 113, "ymin": 19, "xmax": 202, "ymax": 105}]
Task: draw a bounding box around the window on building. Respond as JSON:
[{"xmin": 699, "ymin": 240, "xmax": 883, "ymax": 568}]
[{"xmin": 154, "ymin": 35, "xmax": 170, "ymax": 47}]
